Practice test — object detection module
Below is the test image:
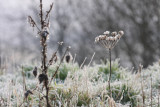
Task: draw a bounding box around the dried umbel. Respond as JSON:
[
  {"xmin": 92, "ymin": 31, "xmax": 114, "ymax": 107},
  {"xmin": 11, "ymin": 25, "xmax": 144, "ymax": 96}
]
[{"xmin": 95, "ymin": 31, "xmax": 124, "ymax": 49}]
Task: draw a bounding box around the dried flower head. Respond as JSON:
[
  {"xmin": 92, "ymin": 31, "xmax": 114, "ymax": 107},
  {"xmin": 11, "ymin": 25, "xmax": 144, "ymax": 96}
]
[
  {"xmin": 41, "ymin": 27, "xmax": 49, "ymax": 39},
  {"xmin": 111, "ymin": 31, "xmax": 117, "ymax": 36},
  {"xmin": 38, "ymin": 73, "xmax": 48, "ymax": 84},
  {"xmin": 65, "ymin": 52, "xmax": 73, "ymax": 63},
  {"xmin": 103, "ymin": 31, "xmax": 110, "ymax": 36},
  {"xmin": 33, "ymin": 66, "xmax": 37, "ymax": 77},
  {"xmin": 95, "ymin": 30, "xmax": 124, "ymax": 49},
  {"xmin": 28, "ymin": 16, "xmax": 36, "ymax": 28},
  {"xmin": 58, "ymin": 41, "xmax": 64, "ymax": 45},
  {"xmin": 24, "ymin": 90, "xmax": 33, "ymax": 98}
]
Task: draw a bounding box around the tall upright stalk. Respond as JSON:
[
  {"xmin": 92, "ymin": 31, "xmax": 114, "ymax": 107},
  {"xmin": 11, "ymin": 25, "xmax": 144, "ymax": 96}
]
[
  {"xmin": 151, "ymin": 75, "xmax": 152, "ymax": 107},
  {"xmin": 39, "ymin": 0, "xmax": 50, "ymax": 106},
  {"xmin": 27, "ymin": 0, "xmax": 69, "ymax": 106},
  {"xmin": 109, "ymin": 49, "xmax": 112, "ymax": 97},
  {"xmin": 95, "ymin": 30, "xmax": 124, "ymax": 97}
]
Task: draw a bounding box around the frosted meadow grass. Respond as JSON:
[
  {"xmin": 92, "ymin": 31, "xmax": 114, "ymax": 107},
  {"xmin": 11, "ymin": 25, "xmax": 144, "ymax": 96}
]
[
  {"xmin": 0, "ymin": 60, "xmax": 160, "ymax": 106},
  {"xmin": 0, "ymin": 0, "xmax": 160, "ymax": 107}
]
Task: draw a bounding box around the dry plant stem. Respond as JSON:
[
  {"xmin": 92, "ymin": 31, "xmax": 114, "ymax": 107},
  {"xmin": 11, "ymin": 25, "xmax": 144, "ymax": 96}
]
[
  {"xmin": 39, "ymin": 0, "xmax": 50, "ymax": 106},
  {"xmin": 49, "ymin": 47, "xmax": 70, "ymax": 85},
  {"xmin": 108, "ymin": 49, "xmax": 112, "ymax": 97},
  {"xmin": 45, "ymin": 80, "xmax": 50, "ymax": 107},
  {"xmin": 21, "ymin": 66, "xmax": 26, "ymax": 91},
  {"xmin": 88, "ymin": 52, "xmax": 95, "ymax": 66},
  {"xmin": 143, "ymin": 72, "xmax": 145, "ymax": 106},
  {"xmin": 158, "ymin": 89, "xmax": 159, "ymax": 107},
  {"xmin": 28, "ymin": 16, "xmax": 41, "ymax": 32},
  {"xmin": 72, "ymin": 54, "xmax": 76, "ymax": 64},
  {"xmin": 44, "ymin": 3, "xmax": 53, "ymax": 21},
  {"xmin": 47, "ymin": 43, "xmax": 62, "ymax": 67},
  {"xmin": 28, "ymin": 0, "xmax": 54, "ymax": 106},
  {"xmin": 40, "ymin": 0, "xmax": 43, "ymax": 30},
  {"xmin": 39, "ymin": 0, "xmax": 47, "ymax": 73},
  {"xmin": 41, "ymin": 37, "xmax": 47, "ymax": 73},
  {"xmin": 80, "ymin": 57, "xmax": 87, "ymax": 69},
  {"xmin": 139, "ymin": 64, "xmax": 145, "ymax": 107},
  {"xmin": 151, "ymin": 75, "xmax": 152, "ymax": 107},
  {"xmin": 142, "ymin": 73, "xmax": 145, "ymax": 107},
  {"xmin": 39, "ymin": 93, "xmax": 41, "ymax": 107}
]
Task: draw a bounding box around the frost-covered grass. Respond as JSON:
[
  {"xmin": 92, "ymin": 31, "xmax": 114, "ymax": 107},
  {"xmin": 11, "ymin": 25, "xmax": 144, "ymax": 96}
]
[{"xmin": 0, "ymin": 59, "xmax": 160, "ymax": 107}]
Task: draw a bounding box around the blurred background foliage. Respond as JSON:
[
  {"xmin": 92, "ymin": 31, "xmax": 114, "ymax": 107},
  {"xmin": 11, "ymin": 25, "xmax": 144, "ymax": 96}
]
[{"xmin": 0, "ymin": 0, "xmax": 160, "ymax": 70}]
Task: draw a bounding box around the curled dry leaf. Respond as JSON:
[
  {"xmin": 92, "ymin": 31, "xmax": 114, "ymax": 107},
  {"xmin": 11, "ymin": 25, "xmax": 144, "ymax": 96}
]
[
  {"xmin": 24, "ymin": 90, "xmax": 33, "ymax": 98},
  {"xmin": 38, "ymin": 73, "xmax": 48, "ymax": 84},
  {"xmin": 65, "ymin": 52, "xmax": 73, "ymax": 63},
  {"xmin": 33, "ymin": 66, "xmax": 37, "ymax": 77}
]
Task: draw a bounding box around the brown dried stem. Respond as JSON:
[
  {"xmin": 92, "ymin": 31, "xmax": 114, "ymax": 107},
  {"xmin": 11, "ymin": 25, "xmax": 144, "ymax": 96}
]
[
  {"xmin": 21, "ymin": 65, "xmax": 27, "ymax": 91},
  {"xmin": 27, "ymin": 0, "xmax": 68, "ymax": 106},
  {"xmin": 49, "ymin": 46, "xmax": 70, "ymax": 85},
  {"xmin": 41, "ymin": 36, "xmax": 48, "ymax": 73},
  {"xmin": 28, "ymin": 16, "xmax": 41, "ymax": 32},
  {"xmin": 47, "ymin": 42, "xmax": 63, "ymax": 67},
  {"xmin": 138, "ymin": 64, "xmax": 145, "ymax": 107},
  {"xmin": 151, "ymin": 75, "xmax": 152, "ymax": 107},
  {"xmin": 44, "ymin": 3, "xmax": 53, "ymax": 21},
  {"xmin": 158, "ymin": 89, "xmax": 159, "ymax": 107},
  {"xmin": 40, "ymin": 0, "xmax": 43, "ymax": 30},
  {"xmin": 39, "ymin": 0, "xmax": 50, "ymax": 106},
  {"xmin": 108, "ymin": 49, "xmax": 112, "ymax": 97}
]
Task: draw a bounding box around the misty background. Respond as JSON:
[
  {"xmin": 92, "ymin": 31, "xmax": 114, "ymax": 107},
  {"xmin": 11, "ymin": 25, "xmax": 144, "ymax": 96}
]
[{"xmin": 0, "ymin": 0, "xmax": 160, "ymax": 71}]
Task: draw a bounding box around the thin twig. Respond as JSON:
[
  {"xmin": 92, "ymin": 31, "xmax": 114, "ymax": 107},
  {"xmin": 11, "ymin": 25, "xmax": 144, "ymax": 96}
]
[
  {"xmin": 108, "ymin": 49, "xmax": 112, "ymax": 97},
  {"xmin": 80, "ymin": 57, "xmax": 87, "ymax": 69},
  {"xmin": 21, "ymin": 65, "xmax": 27, "ymax": 91},
  {"xmin": 47, "ymin": 42, "xmax": 63, "ymax": 67},
  {"xmin": 28, "ymin": 16, "xmax": 41, "ymax": 32},
  {"xmin": 39, "ymin": 0, "xmax": 50, "ymax": 106},
  {"xmin": 49, "ymin": 46, "xmax": 70, "ymax": 85},
  {"xmin": 44, "ymin": 3, "xmax": 53, "ymax": 21},
  {"xmin": 158, "ymin": 89, "xmax": 159, "ymax": 107},
  {"xmin": 88, "ymin": 52, "xmax": 95, "ymax": 67},
  {"xmin": 40, "ymin": 0, "xmax": 43, "ymax": 30},
  {"xmin": 151, "ymin": 75, "xmax": 152, "ymax": 107},
  {"xmin": 72, "ymin": 54, "xmax": 77, "ymax": 64},
  {"xmin": 18, "ymin": 100, "xmax": 25, "ymax": 107}
]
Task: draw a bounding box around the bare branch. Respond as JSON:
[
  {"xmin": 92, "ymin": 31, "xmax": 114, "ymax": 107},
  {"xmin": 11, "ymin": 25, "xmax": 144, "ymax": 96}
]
[
  {"xmin": 47, "ymin": 42, "xmax": 63, "ymax": 67},
  {"xmin": 44, "ymin": 3, "xmax": 54, "ymax": 21},
  {"xmin": 28, "ymin": 16, "xmax": 41, "ymax": 32},
  {"xmin": 49, "ymin": 46, "xmax": 71, "ymax": 85},
  {"xmin": 88, "ymin": 52, "xmax": 95, "ymax": 66},
  {"xmin": 39, "ymin": 0, "xmax": 43, "ymax": 29}
]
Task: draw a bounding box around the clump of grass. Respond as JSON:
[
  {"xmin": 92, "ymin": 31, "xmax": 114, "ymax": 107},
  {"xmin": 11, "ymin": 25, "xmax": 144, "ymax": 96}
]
[
  {"xmin": 48, "ymin": 62, "xmax": 79, "ymax": 81},
  {"xmin": 111, "ymin": 83, "xmax": 139, "ymax": 106},
  {"xmin": 98, "ymin": 59, "xmax": 120, "ymax": 81},
  {"xmin": 77, "ymin": 92, "xmax": 91, "ymax": 106}
]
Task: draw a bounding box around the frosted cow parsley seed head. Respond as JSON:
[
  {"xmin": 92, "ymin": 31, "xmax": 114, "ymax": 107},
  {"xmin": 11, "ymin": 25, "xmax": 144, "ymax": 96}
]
[{"xmin": 95, "ymin": 30, "xmax": 124, "ymax": 49}]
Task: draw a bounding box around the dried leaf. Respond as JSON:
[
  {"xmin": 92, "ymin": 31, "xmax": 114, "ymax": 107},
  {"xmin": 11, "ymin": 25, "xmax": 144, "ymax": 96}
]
[
  {"xmin": 38, "ymin": 74, "xmax": 48, "ymax": 84},
  {"xmin": 33, "ymin": 67, "xmax": 37, "ymax": 77},
  {"xmin": 24, "ymin": 90, "xmax": 33, "ymax": 98}
]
